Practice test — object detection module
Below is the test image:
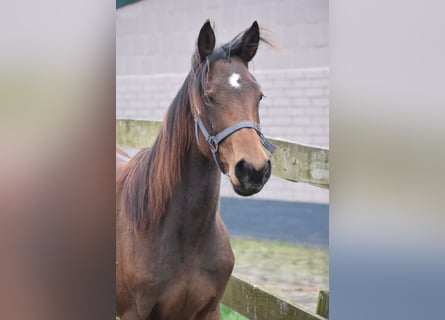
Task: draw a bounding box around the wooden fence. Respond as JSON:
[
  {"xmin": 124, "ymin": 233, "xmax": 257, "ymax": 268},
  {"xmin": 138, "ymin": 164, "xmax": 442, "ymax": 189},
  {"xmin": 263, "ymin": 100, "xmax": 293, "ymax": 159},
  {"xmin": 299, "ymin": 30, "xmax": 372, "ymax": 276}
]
[{"xmin": 116, "ymin": 119, "xmax": 329, "ymax": 319}]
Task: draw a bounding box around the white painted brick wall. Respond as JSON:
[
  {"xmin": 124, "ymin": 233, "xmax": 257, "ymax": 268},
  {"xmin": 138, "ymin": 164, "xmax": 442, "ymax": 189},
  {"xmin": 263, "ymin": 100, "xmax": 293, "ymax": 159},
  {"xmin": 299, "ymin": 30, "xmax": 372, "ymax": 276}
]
[{"xmin": 117, "ymin": 0, "xmax": 329, "ymax": 75}]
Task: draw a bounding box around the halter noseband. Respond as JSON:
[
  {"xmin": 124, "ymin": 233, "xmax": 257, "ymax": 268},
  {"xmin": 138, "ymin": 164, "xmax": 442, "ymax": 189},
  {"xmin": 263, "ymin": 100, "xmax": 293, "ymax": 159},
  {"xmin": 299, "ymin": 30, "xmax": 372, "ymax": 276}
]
[{"xmin": 194, "ymin": 116, "xmax": 276, "ymax": 174}]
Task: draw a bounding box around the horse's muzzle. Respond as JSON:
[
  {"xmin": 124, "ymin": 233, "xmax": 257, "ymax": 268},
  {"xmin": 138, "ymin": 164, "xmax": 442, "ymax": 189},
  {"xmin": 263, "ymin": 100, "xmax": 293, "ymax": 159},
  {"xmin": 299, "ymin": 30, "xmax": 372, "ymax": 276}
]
[{"xmin": 233, "ymin": 159, "xmax": 271, "ymax": 196}]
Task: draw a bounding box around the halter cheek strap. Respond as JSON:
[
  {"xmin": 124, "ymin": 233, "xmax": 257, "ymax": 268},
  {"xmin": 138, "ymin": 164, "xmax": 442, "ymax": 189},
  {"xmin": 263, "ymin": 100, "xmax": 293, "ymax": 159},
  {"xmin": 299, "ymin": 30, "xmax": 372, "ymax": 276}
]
[{"xmin": 195, "ymin": 116, "xmax": 276, "ymax": 174}]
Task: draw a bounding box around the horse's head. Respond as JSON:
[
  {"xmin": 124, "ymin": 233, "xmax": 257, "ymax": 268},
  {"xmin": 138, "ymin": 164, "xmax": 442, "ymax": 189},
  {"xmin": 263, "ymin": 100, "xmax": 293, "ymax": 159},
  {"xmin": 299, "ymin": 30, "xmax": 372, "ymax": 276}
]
[{"xmin": 190, "ymin": 20, "xmax": 275, "ymax": 196}]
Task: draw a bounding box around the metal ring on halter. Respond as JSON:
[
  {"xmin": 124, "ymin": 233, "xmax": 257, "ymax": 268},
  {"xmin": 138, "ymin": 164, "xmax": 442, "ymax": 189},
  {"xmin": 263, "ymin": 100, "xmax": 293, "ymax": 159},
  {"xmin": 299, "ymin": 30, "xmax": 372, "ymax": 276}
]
[{"xmin": 208, "ymin": 137, "xmax": 218, "ymax": 153}]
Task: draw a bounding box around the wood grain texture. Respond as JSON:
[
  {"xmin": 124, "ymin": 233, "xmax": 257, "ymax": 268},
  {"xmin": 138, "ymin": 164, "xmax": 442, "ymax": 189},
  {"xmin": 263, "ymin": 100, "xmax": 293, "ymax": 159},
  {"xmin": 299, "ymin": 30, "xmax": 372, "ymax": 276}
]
[
  {"xmin": 221, "ymin": 275, "xmax": 327, "ymax": 320},
  {"xmin": 116, "ymin": 119, "xmax": 161, "ymax": 148},
  {"xmin": 268, "ymin": 138, "xmax": 329, "ymax": 189}
]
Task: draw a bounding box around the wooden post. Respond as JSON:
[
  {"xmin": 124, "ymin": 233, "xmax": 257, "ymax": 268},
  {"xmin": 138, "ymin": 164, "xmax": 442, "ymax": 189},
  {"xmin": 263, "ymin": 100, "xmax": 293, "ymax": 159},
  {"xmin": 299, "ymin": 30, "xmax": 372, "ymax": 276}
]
[{"xmin": 316, "ymin": 290, "xmax": 329, "ymax": 318}]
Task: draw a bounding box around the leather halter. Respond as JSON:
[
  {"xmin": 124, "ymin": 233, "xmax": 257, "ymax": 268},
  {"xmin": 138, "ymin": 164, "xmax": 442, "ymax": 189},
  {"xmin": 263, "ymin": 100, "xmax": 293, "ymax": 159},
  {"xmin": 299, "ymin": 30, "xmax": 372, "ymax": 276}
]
[{"xmin": 194, "ymin": 116, "xmax": 276, "ymax": 174}]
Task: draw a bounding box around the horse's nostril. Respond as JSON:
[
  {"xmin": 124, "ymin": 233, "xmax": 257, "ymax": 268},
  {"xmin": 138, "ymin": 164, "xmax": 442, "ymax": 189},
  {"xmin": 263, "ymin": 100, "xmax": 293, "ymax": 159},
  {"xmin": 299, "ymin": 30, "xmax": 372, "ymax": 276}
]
[
  {"xmin": 235, "ymin": 159, "xmax": 271, "ymax": 185},
  {"xmin": 235, "ymin": 159, "xmax": 253, "ymax": 183},
  {"xmin": 233, "ymin": 159, "xmax": 271, "ymax": 196}
]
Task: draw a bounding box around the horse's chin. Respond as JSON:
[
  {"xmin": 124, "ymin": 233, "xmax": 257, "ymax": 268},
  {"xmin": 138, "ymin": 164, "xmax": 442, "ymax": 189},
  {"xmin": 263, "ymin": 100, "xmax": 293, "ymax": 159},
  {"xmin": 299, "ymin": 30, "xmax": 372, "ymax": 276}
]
[{"xmin": 232, "ymin": 182, "xmax": 265, "ymax": 197}]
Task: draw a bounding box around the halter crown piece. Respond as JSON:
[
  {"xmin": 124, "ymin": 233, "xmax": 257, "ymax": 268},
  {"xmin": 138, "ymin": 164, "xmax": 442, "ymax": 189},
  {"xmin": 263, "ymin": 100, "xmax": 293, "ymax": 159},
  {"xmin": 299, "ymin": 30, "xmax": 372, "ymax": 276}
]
[{"xmin": 194, "ymin": 116, "xmax": 276, "ymax": 174}]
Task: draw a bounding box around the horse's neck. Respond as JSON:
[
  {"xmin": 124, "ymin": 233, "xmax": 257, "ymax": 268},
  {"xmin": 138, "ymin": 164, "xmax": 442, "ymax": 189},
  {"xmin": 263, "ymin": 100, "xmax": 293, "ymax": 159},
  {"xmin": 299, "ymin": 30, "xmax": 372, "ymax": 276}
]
[{"xmin": 165, "ymin": 142, "xmax": 221, "ymax": 241}]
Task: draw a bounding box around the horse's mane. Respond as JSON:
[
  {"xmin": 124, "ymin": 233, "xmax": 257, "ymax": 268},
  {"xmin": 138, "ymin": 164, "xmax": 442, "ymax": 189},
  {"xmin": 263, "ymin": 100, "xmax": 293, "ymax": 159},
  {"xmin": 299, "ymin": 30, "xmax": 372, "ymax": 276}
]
[
  {"xmin": 118, "ymin": 24, "xmax": 272, "ymax": 231},
  {"xmin": 118, "ymin": 74, "xmax": 195, "ymax": 231}
]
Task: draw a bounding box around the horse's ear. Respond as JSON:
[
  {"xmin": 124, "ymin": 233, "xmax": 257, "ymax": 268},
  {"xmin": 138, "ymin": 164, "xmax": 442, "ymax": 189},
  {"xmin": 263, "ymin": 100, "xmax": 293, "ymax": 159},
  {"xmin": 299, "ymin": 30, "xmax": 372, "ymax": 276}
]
[
  {"xmin": 240, "ymin": 21, "xmax": 260, "ymax": 63},
  {"xmin": 197, "ymin": 20, "xmax": 216, "ymax": 62}
]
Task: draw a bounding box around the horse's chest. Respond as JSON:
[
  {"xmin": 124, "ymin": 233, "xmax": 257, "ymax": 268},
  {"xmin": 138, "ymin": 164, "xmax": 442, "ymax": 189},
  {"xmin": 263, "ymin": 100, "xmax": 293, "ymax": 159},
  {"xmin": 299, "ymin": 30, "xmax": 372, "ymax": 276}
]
[
  {"xmin": 154, "ymin": 239, "xmax": 234, "ymax": 318},
  {"xmin": 155, "ymin": 265, "xmax": 223, "ymax": 318},
  {"xmin": 168, "ymin": 273, "xmax": 213, "ymax": 301},
  {"xmin": 170, "ymin": 252, "xmax": 230, "ymax": 294}
]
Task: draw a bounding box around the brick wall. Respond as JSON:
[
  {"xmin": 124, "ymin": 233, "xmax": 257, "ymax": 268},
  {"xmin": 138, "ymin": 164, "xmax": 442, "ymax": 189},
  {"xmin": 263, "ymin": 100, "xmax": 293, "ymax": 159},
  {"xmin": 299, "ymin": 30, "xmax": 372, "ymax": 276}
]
[
  {"xmin": 117, "ymin": 68, "xmax": 329, "ymax": 147},
  {"xmin": 117, "ymin": 0, "xmax": 329, "ymax": 74},
  {"xmin": 116, "ymin": 0, "xmax": 329, "ymax": 203}
]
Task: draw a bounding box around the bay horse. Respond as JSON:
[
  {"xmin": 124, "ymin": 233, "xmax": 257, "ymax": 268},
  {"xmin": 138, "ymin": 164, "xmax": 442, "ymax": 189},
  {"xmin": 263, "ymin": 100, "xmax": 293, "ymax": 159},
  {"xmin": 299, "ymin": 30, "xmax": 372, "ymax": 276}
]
[{"xmin": 116, "ymin": 20, "xmax": 275, "ymax": 320}]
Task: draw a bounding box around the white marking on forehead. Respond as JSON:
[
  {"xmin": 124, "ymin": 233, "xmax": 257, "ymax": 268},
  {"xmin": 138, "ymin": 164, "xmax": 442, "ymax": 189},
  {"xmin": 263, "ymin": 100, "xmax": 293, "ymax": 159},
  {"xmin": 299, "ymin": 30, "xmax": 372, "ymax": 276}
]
[{"xmin": 229, "ymin": 73, "xmax": 241, "ymax": 89}]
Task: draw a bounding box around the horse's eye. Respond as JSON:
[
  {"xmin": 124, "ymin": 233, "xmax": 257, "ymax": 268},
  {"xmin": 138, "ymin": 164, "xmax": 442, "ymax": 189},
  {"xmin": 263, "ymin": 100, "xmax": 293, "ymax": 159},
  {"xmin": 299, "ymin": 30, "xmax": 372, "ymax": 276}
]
[
  {"xmin": 203, "ymin": 92, "xmax": 216, "ymax": 105},
  {"xmin": 258, "ymin": 94, "xmax": 265, "ymax": 103}
]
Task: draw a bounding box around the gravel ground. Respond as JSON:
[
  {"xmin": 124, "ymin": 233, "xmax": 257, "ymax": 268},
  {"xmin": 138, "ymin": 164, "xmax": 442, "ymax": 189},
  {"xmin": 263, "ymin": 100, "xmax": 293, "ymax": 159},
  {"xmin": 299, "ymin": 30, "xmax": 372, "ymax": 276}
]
[{"xmin": 229, "ymin": 237, "xmax": 329, "ymax": 313}]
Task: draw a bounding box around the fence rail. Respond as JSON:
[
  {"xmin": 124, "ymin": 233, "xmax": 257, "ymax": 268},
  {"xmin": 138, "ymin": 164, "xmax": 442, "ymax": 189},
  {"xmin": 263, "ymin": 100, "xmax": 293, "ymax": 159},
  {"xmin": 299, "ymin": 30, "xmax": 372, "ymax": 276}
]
[
  {"xmin": 221, "ymin": 275, "xmax": 327, "ymax": 320},
  {"xmin": 116, "ymin": 119, "xmax": 329, "ymax": 187},
  {"xmin": 116, "ymin": 119, "xmax": 329, "ymax": 319}
]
